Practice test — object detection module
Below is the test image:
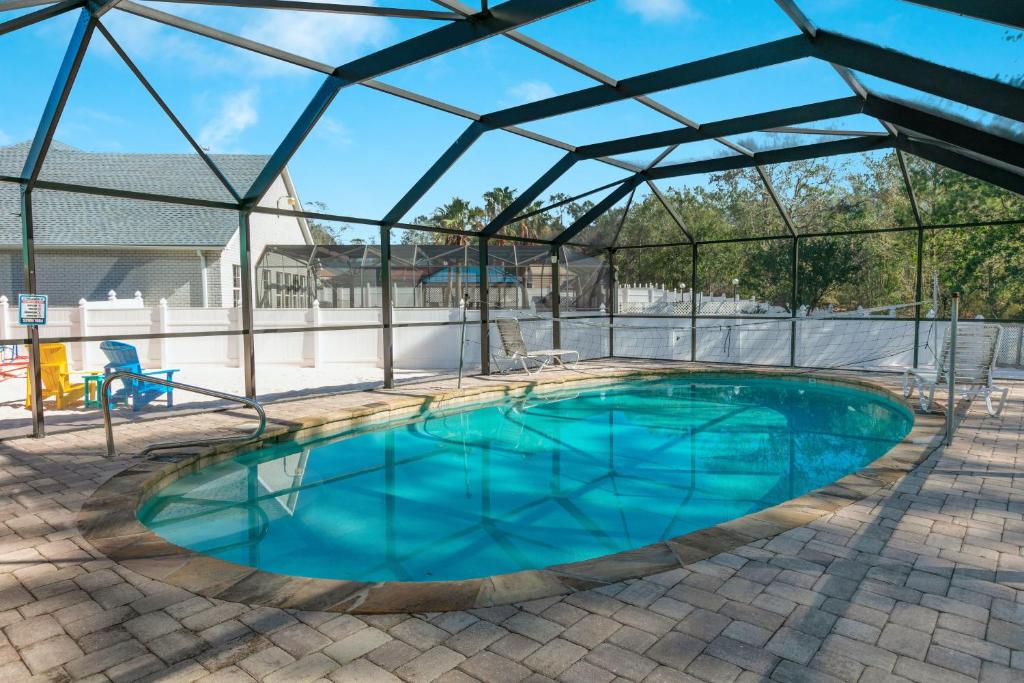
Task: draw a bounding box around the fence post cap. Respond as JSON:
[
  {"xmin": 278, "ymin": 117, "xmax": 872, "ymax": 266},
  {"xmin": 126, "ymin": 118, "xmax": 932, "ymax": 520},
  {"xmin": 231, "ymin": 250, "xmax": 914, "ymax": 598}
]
[
  {"xmin": 107, "ymin": 290, "xmax": 117, "ymax": 301},
  {"xmin": 312, "ymin": 299, "xmax": 320, "ymax": 308},
  {"xmin": 78, "ymin": 298, "xmax": 87, "ymax": 305},
  {"xmin": 159, "ymin": 298, "xmax": 168, "ymax": 306},
  {"xmin": 0, "ymin": 295, "xmax": 7, "ymax": 305}
]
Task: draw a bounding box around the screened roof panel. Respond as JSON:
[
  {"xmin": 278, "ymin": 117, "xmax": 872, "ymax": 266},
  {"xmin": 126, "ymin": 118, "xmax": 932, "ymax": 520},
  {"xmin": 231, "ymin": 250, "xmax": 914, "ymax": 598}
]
[
  {"xmin": 857, "ymin": 73, "xmax": 1024, "ymax": 142},
  {"xmin": 763, "ymin": 149, "xmax": 915, "ymax": 234},
  {"xmin": 101, "ymin": 8, "xmax": 327, "ymax": 160},
  {"xmin": 608, "ymin": 145, "xmax": 677, "ymax": 170},
  {"xmin": 905, "ymin": 153, "xmax": 1024, "ymax": 225},
  {"xmin": 651, "ymin": 59, "xmax": 854, "ymax": 125},
  {"xmin": 38, "ymin": 30, "xmax": 239, "ymax": 202},
  {"xmin": 657, "ymin": 171, "xmax": 791, "ymax": 241},
  {"xmin": 375, "ymin": 35, "xmax": 595, "ymax": 114},
  {"xmin": 799, "ymin": 0, "xmax": 1024, "ymax": 85},
  {"xmin": 401, "ymin": 129, "xmax": 568, "ymax": 225},
  {"xmin": 0, "ymin": 13, "xmax": 80, "ymax": 177},
  {"xmin": 523, "ymin": 98, "xmax": 689, "ymax": 149},
  {"xmin": 612, "ymin": 183, "xmax": 694, "ymax": 248},
  {"xmin": 517, "ymin": 158, "xmax": 630, "ymax": 210},
  {"xmin": 564, "ymin": 185, "xmax": 636, "ymax": 249},
  {"xmin": 494, "ymin": 165, "xmax": 625, "ymax": 243},
  {"xmin": 654, "ymin": 140, "xmax": 743, "ymax": 169},
  {"xmin": 729, "ymin": 117, "xmax": 887, "ymax": 153},
  {"xmin": 285, "ymin": 84, "xmax": 473, "ymax": 221},
  {"xmin": 134, "ymin": 0, "xmax": 441, "ymax": 66},
  {"xmin": 515, "ymin": 0, "xmax": 800, "ymax": 79}
]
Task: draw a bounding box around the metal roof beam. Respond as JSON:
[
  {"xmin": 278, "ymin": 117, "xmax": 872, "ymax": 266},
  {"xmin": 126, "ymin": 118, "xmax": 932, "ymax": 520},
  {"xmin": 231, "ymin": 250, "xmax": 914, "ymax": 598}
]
[
  {"xmin": 649, "ymin": 135, "xmax": 892, "ymax": 180},
  {"xmin": 577, "ymin": 96, "xmax": 863, "ymax": 159},
  {"xmin": 811, "ymin": 30, "xmax": 1024, "ymax": 123},
  {"xmin": 895, "ymin": 137, "xmax": 1024, "ymax": 196},
  {"xmin": 863, "ymin": 95, "xmax": 1024, "ymax": 172},
  {"xmin": 242, "ymin": 0, "xmax": 590, "ymax": 205},
  {"xmin": 481, "ymin": 35, "xmax": 812, "ymax": 129},
  {"xmin": 0, "ymin": 0, "xmax": 83, "ymax": 37},
  {"xmin": 900, "ymin": 0, "xmax": 1024, "ymax": 30},
  {"xmin": 20, "ymin": 7, "xmax": 96, "ymax": 186},
  {"xmin": 157, "ymin": 0, "xmax": 464, "ymax": 21}
]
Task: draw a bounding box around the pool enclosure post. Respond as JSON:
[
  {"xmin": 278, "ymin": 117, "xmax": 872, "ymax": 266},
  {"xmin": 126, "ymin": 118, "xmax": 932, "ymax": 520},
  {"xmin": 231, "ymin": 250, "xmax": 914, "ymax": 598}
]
[
  {"xmin": 897, "ymin": 149, "xmax": 926, "ymax": 369},
  {"xmin": 690, "ymin": 245, "xmax": 698, "ymax": 362},
  {"xmin": 19, "ymin": 188, "xmax": 44, "ymax": 437},
  {"xmin": 381, "ymin": 226, "xmax": 394, "ymax": 389},
  {"xmin": 790, "ymin": 236, "xmax": 799, "ymax": 367},
  {"xmin": 479, "ymin": 237, "xmax": 490, "ymax": 375},
  {"xmin": 946, "ymin": 293, "xmax": 959, "ymax": 446},
  {"xmin": 551, "ymin": 247, "xmax": 561, "ymax": 349},
  {"xmin": 17, "ymin": 7, "xmax": 97, "ymax": 437},
  {"xmin": 238, "ymin": 211, "xmax": 257, "ymax": 398},
  {"xmin": 607, "ymin": 248, "xmax": 616, "ymax": 357}
]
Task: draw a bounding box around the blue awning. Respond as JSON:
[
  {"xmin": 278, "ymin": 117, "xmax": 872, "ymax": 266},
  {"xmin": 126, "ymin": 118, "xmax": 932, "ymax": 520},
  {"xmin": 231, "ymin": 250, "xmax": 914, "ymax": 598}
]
[{"xmin": 420, "ymin": 266, "xmax": 521, "ymax": 285}]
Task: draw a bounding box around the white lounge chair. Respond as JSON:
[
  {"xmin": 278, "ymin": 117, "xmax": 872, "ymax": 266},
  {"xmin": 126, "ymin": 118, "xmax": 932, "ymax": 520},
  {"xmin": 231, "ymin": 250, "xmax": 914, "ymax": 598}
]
[
  {"xmin": 903, "ymin": 323, "xmax": 1009, "ymax": 417},
  {"xmin": 494, "ymin": 318, "xmax": 579, "ymax": 375}
]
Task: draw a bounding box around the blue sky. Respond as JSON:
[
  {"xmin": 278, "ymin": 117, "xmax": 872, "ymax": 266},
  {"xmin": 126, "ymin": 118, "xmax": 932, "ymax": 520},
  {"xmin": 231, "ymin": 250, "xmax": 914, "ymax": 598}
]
[{"xmin": 0, "ymin": 0, "xmax": 1020, "ymax": 242}]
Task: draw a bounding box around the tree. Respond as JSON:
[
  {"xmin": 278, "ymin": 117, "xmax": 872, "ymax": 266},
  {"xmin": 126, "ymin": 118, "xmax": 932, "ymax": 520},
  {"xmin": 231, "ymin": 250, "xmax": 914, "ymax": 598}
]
[{"xmin": 304, "ymin": 201, "xmax": 346, "ymax": 245}]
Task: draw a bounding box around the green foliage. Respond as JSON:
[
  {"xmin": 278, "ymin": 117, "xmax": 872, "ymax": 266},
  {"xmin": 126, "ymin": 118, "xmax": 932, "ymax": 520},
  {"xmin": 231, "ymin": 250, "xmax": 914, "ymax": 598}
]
[{"xmin": 404, "ymin": 151, "xmax": 1023, "ymax": 318}]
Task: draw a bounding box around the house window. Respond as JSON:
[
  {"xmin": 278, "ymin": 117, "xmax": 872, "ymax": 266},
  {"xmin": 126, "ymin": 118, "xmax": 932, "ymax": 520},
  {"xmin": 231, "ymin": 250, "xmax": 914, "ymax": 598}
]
[{"xmin": 232, "ymin": 265, "xmax": 242, "ymax": 307}]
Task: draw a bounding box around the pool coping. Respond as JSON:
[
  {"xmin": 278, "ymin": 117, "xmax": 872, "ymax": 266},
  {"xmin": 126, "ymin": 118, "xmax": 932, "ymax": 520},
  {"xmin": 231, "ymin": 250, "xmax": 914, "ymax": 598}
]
[{"xmin": 78, "ymin": 366, "xmax": 947, "ymax": 614}]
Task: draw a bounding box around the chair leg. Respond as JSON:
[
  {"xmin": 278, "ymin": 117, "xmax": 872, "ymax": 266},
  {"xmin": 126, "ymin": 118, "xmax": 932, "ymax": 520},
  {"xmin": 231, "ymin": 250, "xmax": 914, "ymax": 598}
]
[
  {"xmin": 902, "ymin": 370, "xmax": 914, "ymax": 398},
  {"xmin": 985, "ymin": 386, "xmax": 1009, "ymax": 417},
  {"xmin": 920, "ymin": 382, "xmax": 936, "ymax": 413}
]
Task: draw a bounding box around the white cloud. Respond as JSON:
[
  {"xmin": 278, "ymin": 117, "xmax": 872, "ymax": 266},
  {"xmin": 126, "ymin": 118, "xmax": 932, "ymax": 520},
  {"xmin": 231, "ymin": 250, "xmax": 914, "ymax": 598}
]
[
  {"xmin": 101, "ymin": 1, "xmax": 392, "ymax": 77},
  {"xmin": 507, "ymin": 80, "xmax": 556, "ymax": 104},
  {"xmin": 316, "ymin": 117, "xmax": 352, "ymax": 146},
  {"xmin": 239, "ymin": 0, "xmax": 393, "ymax": 71},
  {"xmin": 199, "ymin": 89, "xmax": 259, "ymax": 152},
  {"xmin": 0, "ymin": 129, "xmax": 11, "ymax": 146},
  {"xmin": 620, "ymin": 0, "xmax": 698, "ymax": 22}
]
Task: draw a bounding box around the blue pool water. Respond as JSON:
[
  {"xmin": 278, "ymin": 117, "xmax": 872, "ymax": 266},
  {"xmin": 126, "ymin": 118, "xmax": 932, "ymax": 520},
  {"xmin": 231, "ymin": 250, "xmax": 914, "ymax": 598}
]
[{"xmin": 138, "ymin": 375, "xmax": 912, "ymax": 582}]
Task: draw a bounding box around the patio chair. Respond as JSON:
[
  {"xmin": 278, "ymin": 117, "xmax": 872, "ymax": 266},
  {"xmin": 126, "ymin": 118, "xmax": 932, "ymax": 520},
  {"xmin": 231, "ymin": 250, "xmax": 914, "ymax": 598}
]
[
  {"xmin": 100, "ymin": 341, "xmax": 179, "ymax": 412},
  {"xmin": 903, "ymin": 323, "xmax": 1008, "ymax": 417},
  {"xmin": 494, "ymin": 318, "xmax": 579, "ymax": 375},
  {"xmin": 24, "ymin": 343, "xmax": 84, "ymax": 409}
]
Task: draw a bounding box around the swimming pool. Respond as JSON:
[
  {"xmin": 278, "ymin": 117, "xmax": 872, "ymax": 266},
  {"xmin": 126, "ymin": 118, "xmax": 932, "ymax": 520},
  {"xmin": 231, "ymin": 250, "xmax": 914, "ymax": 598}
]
[{"xmin": 138, "ymin": 374, "xmax": 912, "ymax": 582}]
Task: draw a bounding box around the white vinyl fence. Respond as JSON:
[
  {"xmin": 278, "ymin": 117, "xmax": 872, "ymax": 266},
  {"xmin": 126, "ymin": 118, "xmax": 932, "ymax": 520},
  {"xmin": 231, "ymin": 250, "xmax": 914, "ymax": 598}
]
[{"xmin": 0, "ymin": 294, "xmax": 1019, "ymax": 374}]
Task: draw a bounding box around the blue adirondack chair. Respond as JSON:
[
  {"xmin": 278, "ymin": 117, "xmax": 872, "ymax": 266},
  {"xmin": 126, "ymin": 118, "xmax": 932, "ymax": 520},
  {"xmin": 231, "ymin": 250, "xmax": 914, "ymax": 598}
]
[{"xmin": 100, "ymin": 341, "xmax": 179, "ymax": 412}]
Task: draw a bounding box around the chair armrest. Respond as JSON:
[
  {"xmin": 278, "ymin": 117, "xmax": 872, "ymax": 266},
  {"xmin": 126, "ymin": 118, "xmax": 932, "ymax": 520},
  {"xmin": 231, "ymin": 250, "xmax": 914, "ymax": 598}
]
[{"xmin": 141, "ymin": 368, "xmax": 179, "ymax": 377}]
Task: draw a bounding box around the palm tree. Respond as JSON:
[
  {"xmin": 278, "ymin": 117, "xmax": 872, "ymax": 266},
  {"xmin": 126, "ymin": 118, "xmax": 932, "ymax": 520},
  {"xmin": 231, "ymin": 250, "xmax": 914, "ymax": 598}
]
[{"xmin": 483, "ymin": 186, "xmax": 517, "ymax": 222}]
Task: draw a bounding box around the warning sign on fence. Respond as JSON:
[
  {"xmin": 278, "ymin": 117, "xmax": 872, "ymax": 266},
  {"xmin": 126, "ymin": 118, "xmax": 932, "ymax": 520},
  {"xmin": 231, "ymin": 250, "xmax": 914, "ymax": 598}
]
[{"xmin": 18, "ymin": 294, "xmax": 47, "ymax": 326}]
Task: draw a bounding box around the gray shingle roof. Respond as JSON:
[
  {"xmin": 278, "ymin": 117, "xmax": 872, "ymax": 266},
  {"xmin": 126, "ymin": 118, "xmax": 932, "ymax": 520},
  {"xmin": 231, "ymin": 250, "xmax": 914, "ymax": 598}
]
[{"xmin": 0, "ymin": 141, "xmax": 269, "ymax": 247}]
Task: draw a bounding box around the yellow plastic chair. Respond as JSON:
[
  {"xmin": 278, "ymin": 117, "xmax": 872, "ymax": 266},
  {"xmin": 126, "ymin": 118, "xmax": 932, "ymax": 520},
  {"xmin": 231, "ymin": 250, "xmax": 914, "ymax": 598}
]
[{"xmin": 24, "ymin": 343, "xmax": 85, "ymax": 410}]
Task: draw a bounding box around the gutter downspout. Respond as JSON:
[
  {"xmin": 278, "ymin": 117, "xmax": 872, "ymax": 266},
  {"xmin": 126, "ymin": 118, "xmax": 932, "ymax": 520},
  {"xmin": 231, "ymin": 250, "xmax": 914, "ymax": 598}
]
[
  {"xmin": 197, "ymin": 249, "xmax": 209, "ymax": 308},
  {"xmin": 282, "ymin": 168, "xmax": 314, "ymax": 245}
]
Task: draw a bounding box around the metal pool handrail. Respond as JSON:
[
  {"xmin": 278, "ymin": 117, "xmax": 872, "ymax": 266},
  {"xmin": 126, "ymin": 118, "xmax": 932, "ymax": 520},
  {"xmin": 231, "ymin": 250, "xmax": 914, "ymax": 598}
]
[{"xmin": 101, "ymin": 372, "xmax": 267, "ymax": 458}]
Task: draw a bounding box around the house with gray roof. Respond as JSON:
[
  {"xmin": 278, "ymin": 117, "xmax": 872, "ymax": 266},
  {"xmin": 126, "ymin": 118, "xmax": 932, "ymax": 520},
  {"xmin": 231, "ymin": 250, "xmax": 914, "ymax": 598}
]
[{"xmin": 0, "ymin": 141, "xmax": 311, "ymax": 307}]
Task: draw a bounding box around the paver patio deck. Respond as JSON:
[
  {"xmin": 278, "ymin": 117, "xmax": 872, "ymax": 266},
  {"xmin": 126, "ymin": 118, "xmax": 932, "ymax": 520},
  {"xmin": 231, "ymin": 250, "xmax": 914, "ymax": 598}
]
[{"xmin": 0, "ymin": 361, "xmax": 1021, "ymax": 682}]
